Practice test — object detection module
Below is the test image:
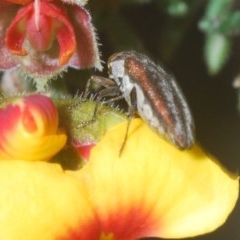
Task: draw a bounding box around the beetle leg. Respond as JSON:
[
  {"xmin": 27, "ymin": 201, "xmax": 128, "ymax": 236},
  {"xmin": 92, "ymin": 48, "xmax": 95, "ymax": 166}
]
[
  {"xmin": 78, "ymin": 76, "xmax": 123, "ymax": 128},
  {"xmin": 119, "ymin": 87, "xmax": 138, "ymax": 156},
  {"xmin": 83, "ymin": 75, "xmax": 117, "ymax": 99}
]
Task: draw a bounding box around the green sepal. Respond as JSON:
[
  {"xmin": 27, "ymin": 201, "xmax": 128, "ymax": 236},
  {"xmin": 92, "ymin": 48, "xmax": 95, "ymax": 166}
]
[{"xmin": 55, "ymin": 97, "xmax": 127, "ymax": 145}]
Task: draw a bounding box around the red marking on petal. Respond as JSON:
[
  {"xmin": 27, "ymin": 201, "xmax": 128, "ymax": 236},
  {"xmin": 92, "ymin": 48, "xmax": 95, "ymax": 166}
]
[
  {"xmin": 24, "ymin": 94, "xmax": 59, "ymax": 134},
  {"xmin": 59, "ymin": 221, "xmax": 101, "ymax": 240},
  {"xmin": 22, "ymin": 109, "xmax": 37, "ymax": 133},
  {"xmin": 5, "ymin": 3, "xmax": 33, "ymax": 55},
  {"xmin": 72, "ymin": 141, "xmax": 95, "ymax": 161},
  {"xmin": 100, "ymin": 205, "xmax": 158, "ymax": 239}
]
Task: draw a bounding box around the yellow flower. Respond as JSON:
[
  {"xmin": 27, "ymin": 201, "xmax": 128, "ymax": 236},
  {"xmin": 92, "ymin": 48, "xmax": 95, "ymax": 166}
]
[
  {"xmin": 0, "ymin": 94, "xmax": 67, "ymax": 161},
  {"xmin": 0, "ymin": 118, "xmax": 237, "ymax": 239},
  {"xmin": 76, "ymin": 118, "xmax": 239, "ymax": 239}
]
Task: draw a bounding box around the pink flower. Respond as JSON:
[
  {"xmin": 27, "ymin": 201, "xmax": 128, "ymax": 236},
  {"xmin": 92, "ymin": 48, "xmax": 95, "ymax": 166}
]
[{"xmin": 0, "ymin": 0, "xmax": 102, "ymax": 77}]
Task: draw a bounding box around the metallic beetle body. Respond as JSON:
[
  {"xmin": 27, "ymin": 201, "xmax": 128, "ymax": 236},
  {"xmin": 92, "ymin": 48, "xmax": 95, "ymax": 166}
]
[{"xmin": 107, "ymin": 51, "xmax": 195, "ymax": 149}]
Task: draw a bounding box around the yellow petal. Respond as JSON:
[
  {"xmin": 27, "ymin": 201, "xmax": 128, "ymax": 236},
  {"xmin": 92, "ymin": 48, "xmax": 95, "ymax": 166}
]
[
  {"xmin": 0, "ymin": 133, "xmax": 67, "ymax": 161},
  {"xmin": 0, "ymin": 160, "xmax": 98, "ymax": 240},
  {"xmin": 78, "ymin": 118, "xmax": 239, "ymax": 239}
]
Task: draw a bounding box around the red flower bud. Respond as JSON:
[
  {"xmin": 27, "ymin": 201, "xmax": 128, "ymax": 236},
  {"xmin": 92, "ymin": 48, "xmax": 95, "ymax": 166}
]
[{"xmin": 0, "ymin": 94, "xmax": 67, "ymax": 161}]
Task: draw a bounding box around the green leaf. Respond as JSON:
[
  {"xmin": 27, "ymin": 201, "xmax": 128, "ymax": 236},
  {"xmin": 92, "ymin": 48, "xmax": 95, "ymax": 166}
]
[
  {"xmin": 167, "ymin": 0, "xmax": 188, "ymax": 17},
  {"xmin": 218, "ymin": 11, "xmax": 240, "ymax": 35},
  {"xmin": 204, "ymin": 0, "xmax": 232, "ymax": 19},
  {"xmin": 204, "ymin": 33, "xmax": 230, "ymax": 75},
  {"xmin": 199, "ymin": 0, "xmax": 233, "ymax": 33}
]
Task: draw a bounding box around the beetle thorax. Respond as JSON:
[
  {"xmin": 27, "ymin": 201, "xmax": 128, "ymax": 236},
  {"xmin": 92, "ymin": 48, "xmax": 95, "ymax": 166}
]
[{"xmin": 109, "ymin": 59, "xmax": 135, "ymax": 105}]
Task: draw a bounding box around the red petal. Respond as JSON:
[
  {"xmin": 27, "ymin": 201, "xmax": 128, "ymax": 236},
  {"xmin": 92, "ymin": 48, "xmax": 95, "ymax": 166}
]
[
  {"xmin": 6, "ymin": 0, "xmax": 32, "ymax": 5},
  {"xmin": 0, "ymin": 104, "xmax": 21, "ymax": 152},
  {"xmin": 0, "ymin": 2, "xmax": 20, "ymax": 69},
  {"xmin": 56, "ymin": 25, "xmax": 76, "ymax": 66},
  {"xmin": 23, "ymin": 94, "xmax": 59, "ymax": 134},
  {"xmin": 68, "ymin": 6, "xmax": 101, "ymax": 69},
  {"xmin": 40, "ymin": 1, "xmax": 76, "ymax": 66},
  {"xmin": 26, "ymin": 13, "xmax": 53, "ymax": 52},
  {"xmin": 5, "ymin": 3, "xmax": 33, "ymax": 55}
]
